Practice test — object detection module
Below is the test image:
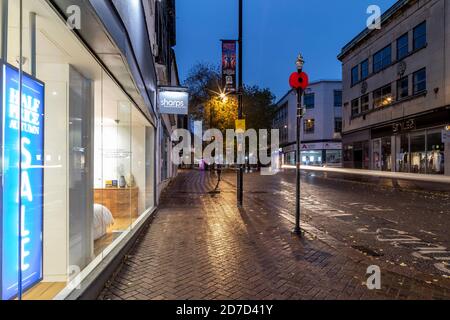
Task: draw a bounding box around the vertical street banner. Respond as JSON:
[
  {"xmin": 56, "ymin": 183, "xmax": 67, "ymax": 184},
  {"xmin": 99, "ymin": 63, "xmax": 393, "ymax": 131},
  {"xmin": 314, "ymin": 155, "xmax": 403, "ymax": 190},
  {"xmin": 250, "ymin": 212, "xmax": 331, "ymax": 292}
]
[
  {"xmin": 221, "ymin": 40, "xmax": 237, "ymax": 93},
  {"xmin": 0, "ymin": 62, "xmax": 45, "ymax": 300}
]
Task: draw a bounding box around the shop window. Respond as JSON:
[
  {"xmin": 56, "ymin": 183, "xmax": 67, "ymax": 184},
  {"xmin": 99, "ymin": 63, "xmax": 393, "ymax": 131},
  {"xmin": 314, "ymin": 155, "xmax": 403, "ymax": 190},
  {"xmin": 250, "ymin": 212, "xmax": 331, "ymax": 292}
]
[
  {"xmin": 413, "ymin": 68, "xmax": 426, "ymax": 94},
  {"xmin": 372, "ymin": 139, "xmax": 382, "ymax": 170},
  {"xmin": 304, "ymin": 93, "xmax": 315, "ymax": 109},
  {"xmin": 351, "ymin": 65, "xmax": 359, "ymax": 86},
  {"xmin": 410, "ymin": 134, "xmax": 426, "ymax": 174},
  {"xmin": 326, "ymin": 150, "xmax": 342, "ymax": 165},
  {"xmin": 343, "ymin": 144, "xmax": 353, "ymax": 165},
  {"xmin": 427, "ymin": 131, "xmax": 445, "ymax": 174},
  {"xmin": 413, "ymin": 21, "xmax": 427, "ymax": 51},
  {"xmin": 304, "ymin": 119, "xmax": 315, "ymax": 134},
  {"xmin": 361, "ymin": 94, "xmax": 370, "ymax": 113},
  {"xmin": 396, "ymin": 33, "xmax": 409, "ymax": 60},
  {"xmin": 397, "ymin": 76, "xmax": 409, "ymax": 100},
  {"xmin": 360, "ymin": 59, "xmax": 369, "ymax": 80},
  {"xmin": 351, "ymin": 98, "xmax": 360, "ymax": 117},
  {"xmin": 373, "ymin": 84, "xmax": 392, "ymax": 109},
  {"xmin": 373, "ymin": 45, "xmax": 391, "ymax": 73},
  {"xmin": 301, "ymin": 151, "xmax": 322, "ymax": 166}
]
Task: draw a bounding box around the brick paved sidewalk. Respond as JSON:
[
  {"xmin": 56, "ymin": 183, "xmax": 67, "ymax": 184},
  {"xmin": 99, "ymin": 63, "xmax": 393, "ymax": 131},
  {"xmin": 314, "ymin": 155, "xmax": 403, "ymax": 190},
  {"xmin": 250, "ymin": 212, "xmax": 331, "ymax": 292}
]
[{"xmin": 98, "ymin": 170, "xmax": 450, "ymax": 300}]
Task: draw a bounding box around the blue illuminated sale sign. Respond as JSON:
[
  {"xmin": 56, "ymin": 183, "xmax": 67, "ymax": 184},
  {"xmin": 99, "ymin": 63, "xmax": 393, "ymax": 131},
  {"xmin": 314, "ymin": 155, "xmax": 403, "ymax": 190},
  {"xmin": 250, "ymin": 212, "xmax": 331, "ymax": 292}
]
[{"xmin": 0, "ymin": 62, "xmax": 45, "ymax": 300}]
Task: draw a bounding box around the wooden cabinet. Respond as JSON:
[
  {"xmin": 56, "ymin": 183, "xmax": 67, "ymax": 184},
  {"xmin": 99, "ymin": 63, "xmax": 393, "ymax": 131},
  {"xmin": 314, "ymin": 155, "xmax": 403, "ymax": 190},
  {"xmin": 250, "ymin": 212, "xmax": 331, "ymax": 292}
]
[{"xmin": 94, "ymin": 188, "xmax": 139, "ymax": 218}]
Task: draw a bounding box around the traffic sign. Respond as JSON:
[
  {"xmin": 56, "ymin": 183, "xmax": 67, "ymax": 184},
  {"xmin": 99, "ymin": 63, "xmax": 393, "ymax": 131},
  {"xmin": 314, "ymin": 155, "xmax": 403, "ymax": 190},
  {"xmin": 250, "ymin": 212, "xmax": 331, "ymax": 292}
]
[{"xmin": 289, "ymin": 71, "xmax": 309, "ymax": 90}]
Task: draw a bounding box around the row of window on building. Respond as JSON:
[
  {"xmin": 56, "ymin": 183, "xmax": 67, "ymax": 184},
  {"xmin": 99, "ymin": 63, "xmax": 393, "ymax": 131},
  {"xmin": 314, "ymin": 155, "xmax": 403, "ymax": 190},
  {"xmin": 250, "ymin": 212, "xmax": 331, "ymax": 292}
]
[
  {"xmin": 351, "ymin": 21, "xmax": 426, "ymax": 86},
  {"xmin": 351, "ymin": 67, "xmax": 426, "ymax": 117},
  {"xmin": 303, "ymin": 90, "xmax": 343, "ymax": 109}
]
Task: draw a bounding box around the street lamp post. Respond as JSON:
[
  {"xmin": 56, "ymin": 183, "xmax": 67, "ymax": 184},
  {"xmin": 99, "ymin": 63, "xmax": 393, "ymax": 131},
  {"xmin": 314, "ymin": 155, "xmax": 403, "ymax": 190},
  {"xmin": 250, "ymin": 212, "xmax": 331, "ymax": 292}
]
[
  {"xmin": 292, "ymin": 54, "xmax": 306, "ymax": 235},
  {"xmin": 237, "ymin": 0, "xmax": 244, "ymax": 207}
]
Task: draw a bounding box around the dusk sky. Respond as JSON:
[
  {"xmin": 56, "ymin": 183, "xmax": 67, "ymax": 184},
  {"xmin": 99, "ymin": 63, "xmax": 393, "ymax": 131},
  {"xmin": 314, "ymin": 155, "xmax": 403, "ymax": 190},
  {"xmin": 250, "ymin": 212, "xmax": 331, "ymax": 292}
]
[{"xmin": 175, "ymin": 0, "xmax": 397, "ymax": 100}]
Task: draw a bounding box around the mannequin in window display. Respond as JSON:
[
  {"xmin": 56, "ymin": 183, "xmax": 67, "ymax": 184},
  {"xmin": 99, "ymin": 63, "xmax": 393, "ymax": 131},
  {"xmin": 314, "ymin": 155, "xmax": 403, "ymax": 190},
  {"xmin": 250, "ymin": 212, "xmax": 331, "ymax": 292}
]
[
  {"xmin": 373, "ymin": 151, "xmax": 380, "ymax": 170},
  {"xmin": 428, "ymin": 149, "xmax": 444, "ymax": 174},
  {"xmin": 397, "ymin": 152, "xmax": 408, "ymax": 172},
  {"xmin": 305, "ymin": 156, "xmax": 310, "ymax": 165},
  {"xmin": 428, "ymin": 153, "xmax": 435, "ymax": 173}
]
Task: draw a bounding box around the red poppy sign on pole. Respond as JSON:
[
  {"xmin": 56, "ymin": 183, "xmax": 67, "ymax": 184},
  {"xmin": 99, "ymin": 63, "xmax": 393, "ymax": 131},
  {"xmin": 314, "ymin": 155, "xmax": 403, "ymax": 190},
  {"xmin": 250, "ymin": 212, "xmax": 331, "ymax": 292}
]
[{"xmin": 289, "ymin": 71, "xmax": 309, "ymax": 91}]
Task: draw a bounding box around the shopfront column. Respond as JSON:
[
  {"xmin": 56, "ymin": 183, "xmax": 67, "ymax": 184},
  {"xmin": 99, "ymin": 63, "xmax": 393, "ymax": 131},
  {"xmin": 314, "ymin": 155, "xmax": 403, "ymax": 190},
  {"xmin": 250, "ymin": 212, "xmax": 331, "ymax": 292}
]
[
  {"xmin": 445, "ymin": 142, "xmax": 450, "ymax": 176},
  {"xmin": 0, "ymin": 0, "xmax": 8, "ymax": 59}
]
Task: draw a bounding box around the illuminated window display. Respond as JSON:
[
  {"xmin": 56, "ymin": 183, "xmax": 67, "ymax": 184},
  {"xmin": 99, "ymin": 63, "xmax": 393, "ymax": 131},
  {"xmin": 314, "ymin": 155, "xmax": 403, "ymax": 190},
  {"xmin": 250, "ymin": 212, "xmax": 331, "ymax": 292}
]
[{"xmin": 0, "ymin": 0, "xmax": 156, "ymax": 300}]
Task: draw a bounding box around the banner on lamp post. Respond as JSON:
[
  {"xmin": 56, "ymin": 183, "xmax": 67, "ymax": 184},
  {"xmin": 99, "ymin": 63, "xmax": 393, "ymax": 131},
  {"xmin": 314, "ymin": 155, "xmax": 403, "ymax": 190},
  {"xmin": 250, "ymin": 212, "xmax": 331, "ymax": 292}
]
[{"xmin": 221, "ymin": 40, "xmax": 237, "ymax": 93}]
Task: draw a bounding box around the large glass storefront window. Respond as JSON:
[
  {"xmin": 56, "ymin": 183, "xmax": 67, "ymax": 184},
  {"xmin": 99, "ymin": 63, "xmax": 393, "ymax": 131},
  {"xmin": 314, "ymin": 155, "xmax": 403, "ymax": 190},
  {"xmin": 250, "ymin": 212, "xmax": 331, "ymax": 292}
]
[
  {"xmin": 326, "ymin": 150, "xmax": 342, "ymax": 165},
  {"xmin": 283, "ymin": 151, "xmax": 295, "ymax": 166},
  {"xmin": 0, "ymin": 0, "xmax": 156, "ymax": 300},
  {"xmin": 301, "ymin": 151, "xmax": 322, "ymax": 166},
  {"xmin": 395, "ymin": 129, "xmax": 445, "ymax": 175}
]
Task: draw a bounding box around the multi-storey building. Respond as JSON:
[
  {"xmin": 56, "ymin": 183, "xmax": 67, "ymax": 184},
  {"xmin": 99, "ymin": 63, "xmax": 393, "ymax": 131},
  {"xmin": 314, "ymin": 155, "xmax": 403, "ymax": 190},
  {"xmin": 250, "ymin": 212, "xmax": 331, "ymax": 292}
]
[
  {"xmin": 274, "ymin": 80, "xmax": 343, "ymax": 167},
  {"xmin": 338, "ymin": 0, "xmax": 450, "ymax": 175}
]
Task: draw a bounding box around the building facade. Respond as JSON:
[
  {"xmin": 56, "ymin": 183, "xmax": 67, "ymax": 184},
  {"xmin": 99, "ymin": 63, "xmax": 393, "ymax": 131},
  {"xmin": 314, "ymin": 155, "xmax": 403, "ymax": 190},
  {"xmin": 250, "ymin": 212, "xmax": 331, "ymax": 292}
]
[
  {"xmin": 338, "ymin": 0, "xmax": 450, "ymax": 175},
  {"xmin": 274, "ymin": 80, "xmax": 343, "ymax": 167},
  {"xmin": 0, "ymin": 0, "xmax": 179, "ymax": 300}
]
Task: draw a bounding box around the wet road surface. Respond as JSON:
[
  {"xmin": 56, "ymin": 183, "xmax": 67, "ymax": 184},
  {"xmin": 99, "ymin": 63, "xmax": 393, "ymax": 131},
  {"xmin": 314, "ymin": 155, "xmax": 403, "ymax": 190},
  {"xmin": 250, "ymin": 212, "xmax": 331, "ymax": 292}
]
[{"xmin": 221, "ymin": 169, "xmax": 450, "ymax": 279}]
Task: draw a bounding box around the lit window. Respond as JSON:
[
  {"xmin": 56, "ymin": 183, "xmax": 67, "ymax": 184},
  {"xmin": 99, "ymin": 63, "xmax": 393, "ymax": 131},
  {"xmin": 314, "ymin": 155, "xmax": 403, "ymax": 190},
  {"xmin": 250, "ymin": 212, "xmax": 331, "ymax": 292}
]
[
  {"xmin": 373, "ymin": 84, "xmax": 392, "ymax": 108},
  {"xmin": 304, "ymin": 119, "xmax": 315, "ymax": 134}
]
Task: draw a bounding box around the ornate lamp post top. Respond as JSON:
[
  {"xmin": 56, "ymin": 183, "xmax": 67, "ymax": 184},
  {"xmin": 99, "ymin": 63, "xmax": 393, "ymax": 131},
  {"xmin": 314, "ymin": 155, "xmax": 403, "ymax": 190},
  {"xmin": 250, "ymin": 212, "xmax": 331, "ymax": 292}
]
[{"xmin": 296, "ymin": 54, "xmax": 305, "ymax": 71}]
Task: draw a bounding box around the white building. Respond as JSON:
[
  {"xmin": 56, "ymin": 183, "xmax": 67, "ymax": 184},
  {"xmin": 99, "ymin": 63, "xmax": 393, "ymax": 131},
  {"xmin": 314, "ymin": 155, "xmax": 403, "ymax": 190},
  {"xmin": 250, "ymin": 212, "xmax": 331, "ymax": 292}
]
[{"xmin": 274, "ymin": 80, "xmax": 343, "ymax": 166}]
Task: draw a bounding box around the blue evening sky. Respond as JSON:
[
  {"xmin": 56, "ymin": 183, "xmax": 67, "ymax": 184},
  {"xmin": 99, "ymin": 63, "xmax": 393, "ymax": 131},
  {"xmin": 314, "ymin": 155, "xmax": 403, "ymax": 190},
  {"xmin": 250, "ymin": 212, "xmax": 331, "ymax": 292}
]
[{"xmin": 175, "ymin": 0, "xmax": 397, "ymax": 101}]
